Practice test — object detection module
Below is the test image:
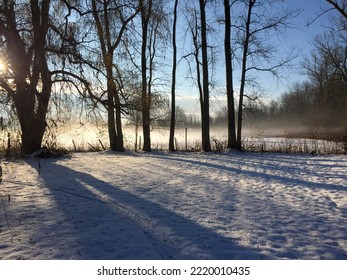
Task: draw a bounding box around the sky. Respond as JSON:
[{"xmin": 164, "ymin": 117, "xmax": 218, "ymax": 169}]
[
  {"xmin": 281, "ymin": 0, "xmax": 335, "ymax": 83},
  {"xmin": 0, "ymin": 1, "xmax": 338, "ymax": 118},
  {"xmin": 175, "ymin": 0, "xmax": 337, "ymax": 115}
]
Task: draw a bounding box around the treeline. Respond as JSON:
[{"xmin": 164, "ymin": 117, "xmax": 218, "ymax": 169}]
[
  {"xmin": 216, "ymin": 5, "xmax": 347, "ymax": 142},
  {"xmin": 214, "ymin": 78, "xmax": 347, "ymax": 141},
  {"xmin": 213, "ymin": 77, "xmax": 347, "ymax": 142}
]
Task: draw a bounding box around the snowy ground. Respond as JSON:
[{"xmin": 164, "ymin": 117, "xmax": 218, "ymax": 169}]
[{"xmin": 0, "ymin": 151, "xmax": 346, "ymax": 260}]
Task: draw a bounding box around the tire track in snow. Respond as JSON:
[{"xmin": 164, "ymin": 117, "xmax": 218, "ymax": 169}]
[
  {"xmin": 36, "ymin": 175, "xmax": 180, "ymax": 260},
  {"xmin": 93, "ymin": 193, "xmax": 179, "ymax": 259}
]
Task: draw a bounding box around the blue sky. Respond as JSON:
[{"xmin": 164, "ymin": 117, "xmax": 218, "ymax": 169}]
[
  {"xmin": 174, "ymin": 0, "xmax": 337, "ymax": 115},
  {"xmin": 283, "ymin": 0, "xmax": 334, "ymax": 83}
]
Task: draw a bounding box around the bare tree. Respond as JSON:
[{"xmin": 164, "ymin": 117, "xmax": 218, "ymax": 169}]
[
  {"xmin": 235, "ymin": 0, "xmax": 299, "ymax": 150},
  {"xmin": 0, "ymin": 0, "xmax": 86, "ymax": 154},
  {"xmin": 169, "ymin": 0, "xmax": 178, "ymax": 152},
  {"xmin": 302, "ymin": 34, "xmax": 347, "ymax": 126},
  {"xmin": 310, "ymin": 34, "xmax": 347, "ymax": 84},
  {"xmin": 139, "ymin": 0, "xmax": 152, "ymax": 151},
  {"xmin": 223, "ymin": 0, "xmax": 237, "ymax": 149},
  {"xmin": 199, "ymin": 0, "xmax": 211, "ymax": 152},
  {"xmin": 182, "ymin": 7, "xmax": 204, "ymax": 122},
  {"xmin": 181, "ymin": 1, "xmax": 214, "ymax": 151},
  {"xmin": 0, "ymin": 1, "xmax": 52, "ymax": 154},
  {"xmin": 235, "ymin": 0, "xmax": 254, "ymax": 150},
  {"xmin": 304, "ymin": 0, "xmax": 346, "ymax": 93},
  {"xmin": 90, "ymin": 0, "xmax": 138, "ymax": 152},
  {"xmin": 137, "ymin": 0, "xmax": 169, "ymax": 152}
]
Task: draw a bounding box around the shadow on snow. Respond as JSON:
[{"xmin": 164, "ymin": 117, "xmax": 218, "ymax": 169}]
[
  {"xmin": 25, "ymin": 151, "xmax": 347, "ymax": 260},
  {"xmin": 27, "ymin": 157, "xmax": 264, "ymax": 260}
]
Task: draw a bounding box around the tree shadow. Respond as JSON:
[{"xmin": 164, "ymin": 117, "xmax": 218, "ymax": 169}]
[
  {"xmin": 142, "ymin": 152, "xmax": 347, "ymax": 259},
  {"xmin": 146, "ymin": 152, "xmax": 347, "ymax": 193},
  {"xmin": 27, "ymin": 157, "xmax": 265, "ymax": 260}
]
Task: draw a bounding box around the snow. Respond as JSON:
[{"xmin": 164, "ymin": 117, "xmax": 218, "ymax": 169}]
[{"xmin": 0, "ymin": 151, "xmax": 346, "ymax": 260}]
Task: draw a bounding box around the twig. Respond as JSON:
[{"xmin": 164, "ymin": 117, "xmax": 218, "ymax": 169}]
[
  {"xmin": 98, "ymin": 139, "xmax": 106, "ymax": 150},
  {"xmin": 87, "ymin": 143, "xmax": 98, "ymax": 151}
]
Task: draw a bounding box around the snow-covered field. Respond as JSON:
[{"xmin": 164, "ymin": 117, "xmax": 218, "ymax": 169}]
[{"xmin": 0, "ymin": 151, "xmax": 346, "ymax": 260}]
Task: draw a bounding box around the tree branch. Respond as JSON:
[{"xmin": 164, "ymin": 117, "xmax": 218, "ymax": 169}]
[{"xmin": 326, "ymin": 0, "xmax": 347, "ymax": 19}]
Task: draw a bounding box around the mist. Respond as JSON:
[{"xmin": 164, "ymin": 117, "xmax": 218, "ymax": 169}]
[{"xmin": 40, "ymin": 117, "xmax": 344, "ymax": 155}]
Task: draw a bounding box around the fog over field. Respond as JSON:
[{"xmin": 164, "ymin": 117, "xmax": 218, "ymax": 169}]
[{"xmin": 41, "ymin": 120, "xmax": 344, "ymax": 154}]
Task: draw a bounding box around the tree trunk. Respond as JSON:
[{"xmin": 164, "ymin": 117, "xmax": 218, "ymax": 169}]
[
  {"xmin": 169, "ymin": 0, "xmax": 179, "ymax": 152},
  {"xmin": 140, "ymin": 0, "xmax": 152, "ymax": 152},
  {"xmin": 13, "ymin": 87, "xmax": 50, "ymax": 154},
  {"xmin": 107, "ymin": 99, "xmax": 118, "ymax": 151},
  {"xmin": 142, "ymin": 100, "xmax": 151, "ymax": 152},
  {"xmin": 199, "ymin": 0, "xmax": 211, "ymax": 152},
  {"xmin": 105, "ymin": 66, "xmax": 118, "ymax": 151},
  {"xmin": 224, "ymin": 0, "xmax": 237, "ymax": 150},
  {"xmin": 20, "ymin": 116, "xmax": 46, "ymax": 154},
  {"xmin": 141, "ymin": 38, "xmax": 151, "ymax": 152},
  {"xmin": 106, "ymin": 72, "xmax": 125, "ymax": 152},
  {"xmin": 114, "ymin": 93, "xmax": 125, "ymax": 152}
]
